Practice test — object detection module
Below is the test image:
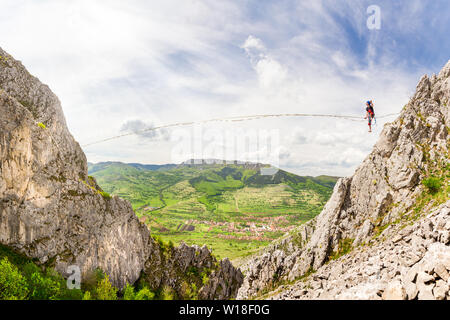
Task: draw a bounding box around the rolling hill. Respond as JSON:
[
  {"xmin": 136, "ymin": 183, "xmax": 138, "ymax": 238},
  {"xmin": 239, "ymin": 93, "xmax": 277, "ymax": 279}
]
[{"xmin": 88, "ymin": 161, "xmax": 339, "ymax": 261}]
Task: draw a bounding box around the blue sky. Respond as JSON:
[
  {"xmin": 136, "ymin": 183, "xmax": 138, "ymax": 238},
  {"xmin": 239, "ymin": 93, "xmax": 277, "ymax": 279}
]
[{"xmin": 1, "ymin": 0, "xmax": 449, "ymax": 176}]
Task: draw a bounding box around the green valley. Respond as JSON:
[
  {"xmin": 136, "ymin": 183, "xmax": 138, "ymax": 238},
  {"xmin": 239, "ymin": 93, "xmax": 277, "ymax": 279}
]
[{"xmin": 88, "ymin": 161, "xmax": 339, "ymax": 262}]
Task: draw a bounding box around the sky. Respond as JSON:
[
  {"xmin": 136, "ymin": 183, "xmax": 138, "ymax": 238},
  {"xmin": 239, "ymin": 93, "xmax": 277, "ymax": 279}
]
[{"xmin": 1, "ymin": 0, "xmax": 449, "ymax": 176}]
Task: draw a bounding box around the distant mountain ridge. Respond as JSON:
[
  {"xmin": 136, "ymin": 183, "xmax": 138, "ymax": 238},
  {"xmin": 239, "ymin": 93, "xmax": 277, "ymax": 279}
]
[
  {"xmin": 88, "ymin": 161, "xmax": 177, "ymax": 173},
  {"xmin": 88, "ymin": 160, "xmax": 339, "ymax": 188}
]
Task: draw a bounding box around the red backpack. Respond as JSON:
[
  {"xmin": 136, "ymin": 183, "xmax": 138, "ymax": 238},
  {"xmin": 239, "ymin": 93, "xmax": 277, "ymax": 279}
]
[{"xmin": 367, "ymin": 101, "xmax": 375, "ymax": 117}]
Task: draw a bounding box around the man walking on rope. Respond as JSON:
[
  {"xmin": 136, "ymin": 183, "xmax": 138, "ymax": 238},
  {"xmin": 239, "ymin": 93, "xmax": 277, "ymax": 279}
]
[{"xmin": 365, "ymin": 100, "xmax": 375, "ymax": 132}]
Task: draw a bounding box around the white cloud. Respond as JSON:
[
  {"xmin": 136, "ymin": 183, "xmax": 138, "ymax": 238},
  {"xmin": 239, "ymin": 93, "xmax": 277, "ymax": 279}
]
[
  {"xmin": 120, "ymin": 120, "xmax": 170, "ymax": 141},
  {"xmin": 241, "ymin": 35, "xmax": 267, "ymax": 54},
  {"xmin": 1, "ymin": 0, "xmax": 443, "ymax": 176}
]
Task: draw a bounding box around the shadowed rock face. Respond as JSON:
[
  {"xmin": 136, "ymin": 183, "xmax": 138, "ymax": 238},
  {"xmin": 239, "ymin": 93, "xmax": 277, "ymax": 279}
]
[
  {"xmin": 237, "ymin": 60, "xmax": 450, "ymax": 299},
  {"xmin": 0, "ymin": 48, "xmax": 243, "ymax": 298}
]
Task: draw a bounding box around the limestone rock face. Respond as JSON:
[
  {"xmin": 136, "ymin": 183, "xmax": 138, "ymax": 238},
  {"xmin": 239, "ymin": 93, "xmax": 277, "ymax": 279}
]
[
  {"xmin": 237, "ymin": 60, "xmax": 450, "ymax": 300},
  {"xmin": 0, "ymin": 47, "xmax": 242, "ymax": 297},
  {"xmin": 140, "ymin": 243, "xmax": 243, "ymax": 299},
  {"xmin": 266, "ymin": 202, "xmax": 450, "ymax": 300}
]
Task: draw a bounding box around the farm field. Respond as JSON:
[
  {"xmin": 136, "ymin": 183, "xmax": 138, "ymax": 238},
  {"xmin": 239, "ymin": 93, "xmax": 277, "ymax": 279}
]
[{"xmin": 88, "ymin": 161, "xmax": 338, "ymax": 262}]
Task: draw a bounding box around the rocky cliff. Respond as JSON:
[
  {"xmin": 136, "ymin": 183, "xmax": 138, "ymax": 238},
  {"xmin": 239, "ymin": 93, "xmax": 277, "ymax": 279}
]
[
  {"xmin": 237, "ymin": 60, "xmax": 450, "ymax": 300},
  {"xmin": 0, "ymin": 48, "xmax": 243, "ymax": 299}
]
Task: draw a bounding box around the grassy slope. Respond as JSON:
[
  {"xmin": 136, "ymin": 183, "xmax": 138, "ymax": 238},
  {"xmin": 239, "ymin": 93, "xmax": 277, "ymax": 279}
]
[{"xmin": 88, "ymin": 162, "xmax": 338, "ymax": 261}]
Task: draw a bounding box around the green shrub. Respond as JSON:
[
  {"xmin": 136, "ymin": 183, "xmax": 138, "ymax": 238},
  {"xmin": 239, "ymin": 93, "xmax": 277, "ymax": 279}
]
[
  {"xmin": 0, "ymin": 257, "xmax": 29, "ymax": 300},
  {"xmin": 123, "ymin": 284, "xmax": 135, "ymax": 300},
  {"xmin": 186, "ymin": 266, "xmax": 199, "ymax": 277},
  {"xmin": 58, "ymin": 286, "xmax": 84, "ymax": 300},
  {"xmin": 28, "ymin": 270, "xmax": 62, "ymax": 300},
  {"xmin": 135, "ymin": 287, "xmax": 155, "ymax": 300},
  {"xmin": 152, "ymin": 235, "xmax": 169, "ymax": 252},
  {"xmin": 422, "ymin": 177, "xmax": 442, "ymax": 194},
  {"xmin": 202, "ymin": 273, "xmax": 210, "ymax": 285},
  {"xmin": 81, "ymin": 268, "xmax": 105, "ymax": 293},
  {"xmin": 181, "ymin": 281, "xmax": 198, "ymax": 300},
  {"xmin": 95, "ymin": 275, "xmax": 118, "ymax": 300},
  {"xmin": 99, "ymin": 191, "xmax": 112, "ymax": 200},
  {"xmin": 0, "ymin": 250, "xmax": 124, "ymax": 301},
  {"xmin": 160, "ymin": 285, "xmax": 175, "ymax": 300},
  {"xmin": 22, "ymin": 263, "xmax": 65, "ymax": 300},
  {"xmin": 329, "ymin": 238, "xmax": 354, "ymax": 261},
  {"xmin": 29, "ymin": 265, "xmax": 83, "ymax": 300},
  {"xmin": 22, "ymin": 262, "xmax": 41, "ymax": 278},
  {"xmin": 37, "ymin": 122, "xmax": 46, "ymax": 130}
]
